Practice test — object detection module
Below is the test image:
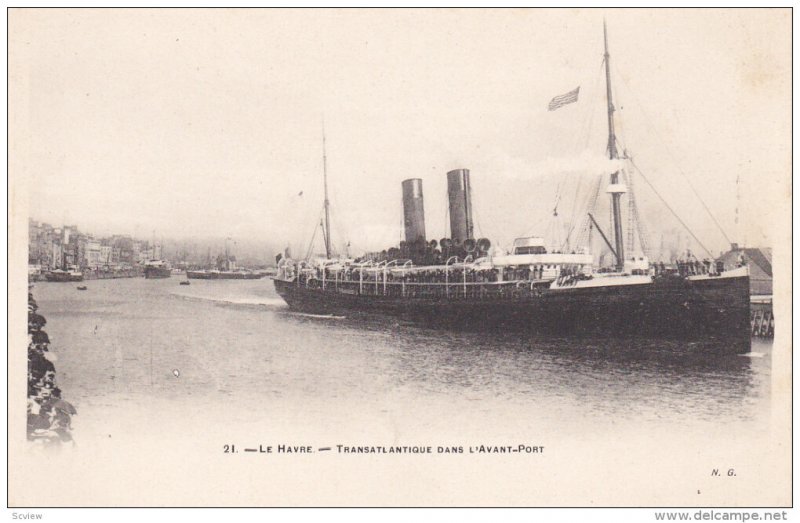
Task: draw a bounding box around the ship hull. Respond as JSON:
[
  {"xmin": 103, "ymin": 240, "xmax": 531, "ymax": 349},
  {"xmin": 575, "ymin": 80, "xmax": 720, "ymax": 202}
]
[
  {"xmin": 187, "ymin": 271, "xmax": 264, "ymax": 280},
  {"xmin": 44, "ymin": 271, "xmax": 84, "ymax": 282},
  {"xmin": 273, "ymin": 274, "xmax": 751, "ymax": 353},
  {"xmin": 144, "ymin": 267, "xmax": 172, "ymax": 279}
]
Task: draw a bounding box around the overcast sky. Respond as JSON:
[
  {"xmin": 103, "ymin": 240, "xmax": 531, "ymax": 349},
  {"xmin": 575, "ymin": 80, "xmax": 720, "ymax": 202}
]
[{"xmin": 10, "ymin": 8, "xmax": 790, "ymax": 257}]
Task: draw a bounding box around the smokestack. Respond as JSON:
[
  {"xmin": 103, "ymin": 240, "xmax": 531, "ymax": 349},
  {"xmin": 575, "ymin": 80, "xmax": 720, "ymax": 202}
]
[
  {"xmin": 402, "ymin": 178, "xmax": 426, "ymax": 243},
  {"xmin": 447, "ymin": 168, "xmax": 473, "ymax": 243}
]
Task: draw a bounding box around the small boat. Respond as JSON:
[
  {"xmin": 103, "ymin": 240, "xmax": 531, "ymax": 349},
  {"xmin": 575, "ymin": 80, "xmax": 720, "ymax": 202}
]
[
  {"xmin": 179, "ymin": 280, "xmax": 191, "ymax": 286},
  {"xmin": 77, "ymin": 285, "xmax": 88, "ymax": 291}
]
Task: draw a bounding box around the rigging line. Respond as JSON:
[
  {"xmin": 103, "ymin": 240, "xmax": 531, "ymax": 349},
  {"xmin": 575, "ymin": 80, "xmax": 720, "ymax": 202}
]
[
  {"xmin": 628, "ymin": 158, "xmax": 714, "ymax": 259},
  {"xmin": 326, "ymin": 197, "xmax": 350, "ymax": 257},
  {"xmin": 556, "ymin": 59, "xmax": 605, "ymax": 217},
  {"xmin": 561, "ymin": 186, "xmax": 589, "ymax": 251},
  {"xmin": 304, "ymin": 215, "xmax": 321, "ymax": 261},
  {"xmin": 471, "ymin": 189, "xmax": 484, "ymax": 239},
  {"xmin": 516, "ymin": 214, "xmax": 550, "ymax": 243},
  {"xmin": 621, "ymin": 167, "xmax": 651, "ymax": 256},
  {"xmin": 304, "ymin": 206, "xmax": 325, "ymax": 261},
  {"xmin": 468, "ymin": 179, "xmax": 486, "ymax": 239},
  {"xmin": 562, "ymin": 60, "xmax": 603, "ymax": 244},
  {"xmin": 327, "ymin": 175, "xmax": 356, "ymax": 258},
  {"xmin": 562, "ymin": 173, "xmax": 603, "ymax": 251},
  {"xmin": 565, "ymin": 60, "xmax": 606, "ymax": 239},
  {"xmin": 611, "ymin": 62, "xmax": 733, "ymax": 245},
  {"xmin": 629, "ymin": 174, "xmax": 651, "ymax": 255}
]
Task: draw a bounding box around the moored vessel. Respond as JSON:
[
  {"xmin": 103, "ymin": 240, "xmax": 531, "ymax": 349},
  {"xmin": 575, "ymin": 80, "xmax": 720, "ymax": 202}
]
[
  {"xmin": 143, "ymin": 260, "xmax": 172, "ymax": 279},
  {"xmin": 186, "ymin": 239, "xmax": 265, "ymax": 280},
  {"xmin": 44, "ymin": 267, "xmax": 84, "ymax": 282},
  {"xmin": 186, "ymin": 269, "xmax": 264, "ymax": 280}
]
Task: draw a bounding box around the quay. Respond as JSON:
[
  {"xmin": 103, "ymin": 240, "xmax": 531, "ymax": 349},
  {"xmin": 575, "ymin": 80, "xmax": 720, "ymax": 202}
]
[
  {"xmin": 28, "ymin": 269, "xmax": 142, "ymax": 282},
  {"xmin": 750, "ymin": 296, "xmax": 774, "ymax": 339},
  {"xmin": 81, "ymin": 268, "xmax": 142, "ymax": 280}
]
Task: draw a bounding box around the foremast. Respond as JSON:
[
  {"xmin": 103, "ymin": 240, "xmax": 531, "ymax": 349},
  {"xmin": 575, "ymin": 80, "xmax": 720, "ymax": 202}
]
[
  {"xmin": 603, "ymin": 20, "xmax": 626, "ymax": 271},
  {"xmin": 322, "ymin": 124, "xmax": 332, "ymax": 259}
]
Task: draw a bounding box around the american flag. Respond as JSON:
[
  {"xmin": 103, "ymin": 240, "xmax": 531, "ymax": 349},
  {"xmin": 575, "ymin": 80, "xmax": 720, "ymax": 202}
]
[{"xmin": 548, "ymin": 86, "xmax": 580, "ymax": 111}]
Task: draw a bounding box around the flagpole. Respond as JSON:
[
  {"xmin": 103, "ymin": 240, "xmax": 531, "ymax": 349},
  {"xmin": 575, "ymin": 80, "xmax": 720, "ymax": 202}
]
[{"xmin": 604, "ymin": 19, "xmax": 625, "ymax": 271}]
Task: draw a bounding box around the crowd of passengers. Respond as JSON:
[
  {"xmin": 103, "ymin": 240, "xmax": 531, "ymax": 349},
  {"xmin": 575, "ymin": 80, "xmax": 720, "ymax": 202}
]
[
  {"xmin": 27, "ymin": 291, "xmax": 76, "ymax": 448},
  {"xmin": 297, "ymin": 266, "xmax": 555, "ymax": 284},
  {"xmin": 652, "ymin": 258, "xmax": 736, "ymax": 278},
  {"xmin": 289, "ymin": 255, "xmax": 745, "ymax": 286}
]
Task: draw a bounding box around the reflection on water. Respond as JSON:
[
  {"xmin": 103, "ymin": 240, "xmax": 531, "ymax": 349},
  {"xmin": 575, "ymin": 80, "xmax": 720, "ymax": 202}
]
[{"xmin": 32, "ymin": 278, "xmax": 771, "ymax": 444}]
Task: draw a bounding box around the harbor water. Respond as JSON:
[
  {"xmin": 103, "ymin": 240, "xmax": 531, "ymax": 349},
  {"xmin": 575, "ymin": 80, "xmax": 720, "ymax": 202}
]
[{"xmin": 25, "ymin": 277, "xmax": 779, "ymax": 505}]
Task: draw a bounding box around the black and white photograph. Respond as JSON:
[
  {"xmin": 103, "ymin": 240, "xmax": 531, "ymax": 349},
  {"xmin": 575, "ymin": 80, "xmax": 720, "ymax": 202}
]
[{"xmin": 8, "ymin": 7, "xmax": 792, "ymax": 512}]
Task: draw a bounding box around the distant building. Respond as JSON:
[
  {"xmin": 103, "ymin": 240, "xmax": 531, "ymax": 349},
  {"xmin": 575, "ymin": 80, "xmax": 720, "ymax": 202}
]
[
  {"xmin": 716, "ymin": 244, "xmax": 772, "ymax": 296},
  {"xmin": 85, "ymin": 239, "xmax": 102, "ymax": 268},
  {"xmin": 100, "ymin": 245, "xmax": 113, "ymax": 266},
  {"xmin": 109, "ymin": 235, "xmax": 135, "ymax": 265}
]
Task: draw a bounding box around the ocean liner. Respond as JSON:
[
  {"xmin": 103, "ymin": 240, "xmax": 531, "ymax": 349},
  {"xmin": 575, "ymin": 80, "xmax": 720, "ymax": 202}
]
[{"xmin": 273, "ymin": 24, "xmax": 751, "ymax": 353}]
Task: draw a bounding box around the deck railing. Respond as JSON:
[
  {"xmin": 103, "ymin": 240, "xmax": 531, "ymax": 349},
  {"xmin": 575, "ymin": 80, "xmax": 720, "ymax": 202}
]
[{"xmin": 296, "ymin": 275, "xmax": 540, "ymax": 300}]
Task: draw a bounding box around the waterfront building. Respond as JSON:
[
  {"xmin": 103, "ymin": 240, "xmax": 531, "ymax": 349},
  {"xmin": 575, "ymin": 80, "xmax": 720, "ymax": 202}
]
[{"xmin": 85, "ymin": 239, "xmax": 102, "ymax": 269}]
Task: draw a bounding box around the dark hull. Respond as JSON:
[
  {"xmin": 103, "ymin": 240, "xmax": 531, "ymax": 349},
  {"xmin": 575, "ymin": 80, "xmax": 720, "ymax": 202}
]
[
  {"xmin": 273, "ymin": 275, "xmax": 751, "ymax": 353},
  {"xmin": 187, "ymin": 271, "xmax": 264, "ymax": 280},
  {"xmin": 44, "ymin": 272, "xmax": 84, "ymax": 282},
  {"xmin": 144, "ymin": 267, "xmax": 172, "ymax": 279}
]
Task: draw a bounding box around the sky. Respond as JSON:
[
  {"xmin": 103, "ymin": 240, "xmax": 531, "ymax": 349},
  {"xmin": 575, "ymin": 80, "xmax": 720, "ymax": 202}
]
[{"xmin": 10, "ymin": 8, "xmax": 791, "ymax": 259}]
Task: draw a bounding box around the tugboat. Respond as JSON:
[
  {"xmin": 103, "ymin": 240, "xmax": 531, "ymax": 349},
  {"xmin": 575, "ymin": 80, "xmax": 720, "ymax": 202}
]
[{"xmin": 273, "ymin": 23, "xmax": 751, "ymax": 353}]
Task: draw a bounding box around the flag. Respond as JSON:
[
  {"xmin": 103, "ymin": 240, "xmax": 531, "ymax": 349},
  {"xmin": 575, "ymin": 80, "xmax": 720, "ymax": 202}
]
[{"xmin": 548, "ymin": 86, "xmax": 580, "ymax": 111}]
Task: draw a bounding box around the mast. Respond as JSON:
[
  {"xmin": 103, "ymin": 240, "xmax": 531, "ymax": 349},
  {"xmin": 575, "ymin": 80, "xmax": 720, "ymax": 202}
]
[
  {"xmin": 603, "ymin": 20, "xmax": 626, "ymax": 271},
  {"xmin": 735, "ymin": 172, "xmax": 741, "ymax": 248},
  {"xmin": 322, "ymin": 123, "xmax": 332, "ymax": 259}
]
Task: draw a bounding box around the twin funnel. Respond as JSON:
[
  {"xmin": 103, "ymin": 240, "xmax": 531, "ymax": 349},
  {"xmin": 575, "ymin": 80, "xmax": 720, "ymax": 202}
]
[{"xmin": 402, "ymin": 168, "xmax": 473, "ymax": 246}]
